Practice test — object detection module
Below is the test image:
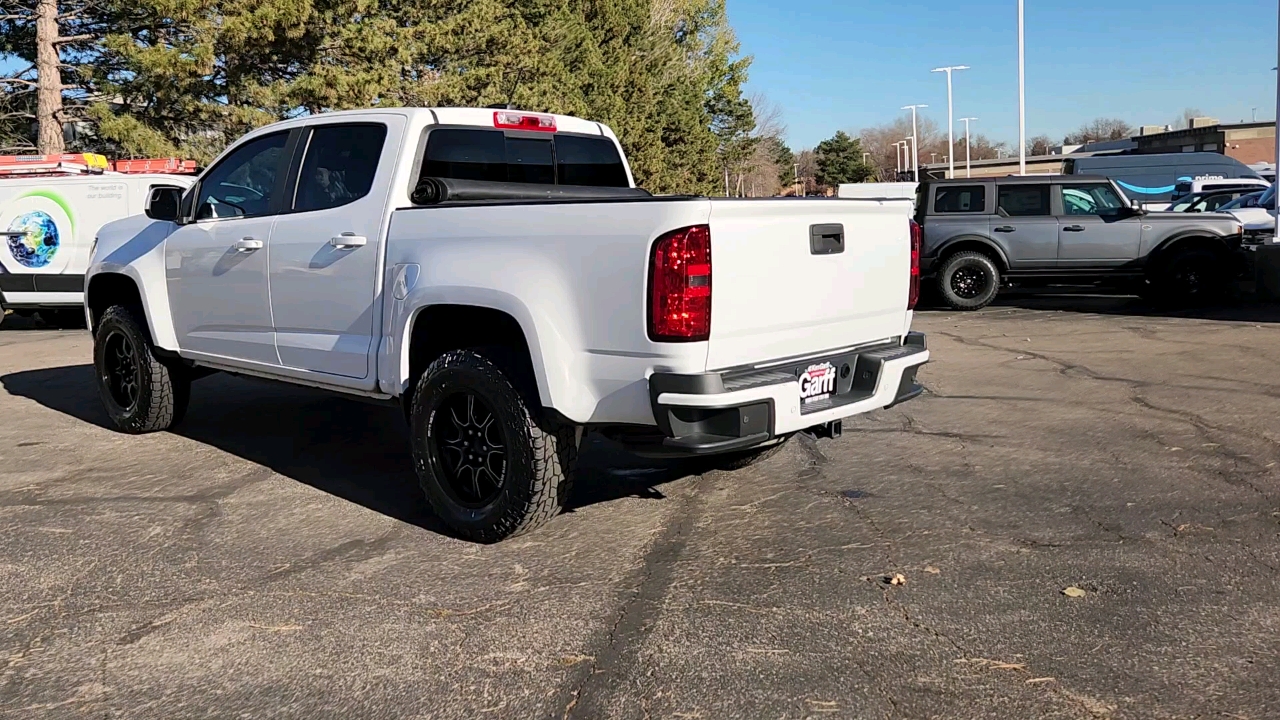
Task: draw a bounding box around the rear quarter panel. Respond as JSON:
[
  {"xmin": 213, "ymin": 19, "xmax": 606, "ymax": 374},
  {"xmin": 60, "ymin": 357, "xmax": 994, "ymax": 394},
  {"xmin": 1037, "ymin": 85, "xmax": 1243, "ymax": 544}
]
[{"xmin": 382, "ymin": 198, "xmax": 714, "ymax": 425}]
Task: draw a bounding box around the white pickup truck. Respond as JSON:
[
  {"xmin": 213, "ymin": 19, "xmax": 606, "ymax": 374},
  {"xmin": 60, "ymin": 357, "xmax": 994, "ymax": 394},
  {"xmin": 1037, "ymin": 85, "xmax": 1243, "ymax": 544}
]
[{"xmin": 86, "ymin": 107, "xmax": 929, "ymax": 542}]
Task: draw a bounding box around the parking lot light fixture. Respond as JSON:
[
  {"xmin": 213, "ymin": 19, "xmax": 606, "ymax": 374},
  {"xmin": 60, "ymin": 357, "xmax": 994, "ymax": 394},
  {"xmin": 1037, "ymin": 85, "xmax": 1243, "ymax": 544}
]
[
  {"xmin": 901, "ymin": 105, "xmax": 928, "ymax": 182},
  {"xmin": 932, "ymin": 65, "xmax": 969, "ymax": 180},
  {"xmin": 958, "ymin": 117, "xmax": 977, "ymax": 178}
]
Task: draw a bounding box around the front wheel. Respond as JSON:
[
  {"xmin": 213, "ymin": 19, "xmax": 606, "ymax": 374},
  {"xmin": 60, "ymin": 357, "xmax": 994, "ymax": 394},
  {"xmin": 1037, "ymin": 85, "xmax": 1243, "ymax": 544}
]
[
  {"xmin": 936, "ymin": 251, "xmax": 1001, "ymax": 310},
  {"xmin": 409, "ymin": 350, "xmax": 578, "ymax": 543},
  {"xmin": 93, "ymin": 305, "xmax": 190, "ymax": 433},
  {"xmin": 1146, "ymin": 248, "xmax": 1227, "ymax": 306}
]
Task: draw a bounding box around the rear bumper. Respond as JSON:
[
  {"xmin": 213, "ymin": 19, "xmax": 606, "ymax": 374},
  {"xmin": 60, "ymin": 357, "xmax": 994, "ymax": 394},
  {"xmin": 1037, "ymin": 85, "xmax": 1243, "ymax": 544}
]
[{"xmin": 646, "ymin": 332, "xmax": 929, "ymax": 455}]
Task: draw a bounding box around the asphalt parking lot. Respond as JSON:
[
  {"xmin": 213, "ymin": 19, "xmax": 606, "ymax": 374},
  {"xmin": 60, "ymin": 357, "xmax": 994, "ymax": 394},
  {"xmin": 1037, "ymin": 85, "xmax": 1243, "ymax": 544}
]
[{"xmin": 2, "ymin": 296, "xmax": 1280, "ymax": 719}]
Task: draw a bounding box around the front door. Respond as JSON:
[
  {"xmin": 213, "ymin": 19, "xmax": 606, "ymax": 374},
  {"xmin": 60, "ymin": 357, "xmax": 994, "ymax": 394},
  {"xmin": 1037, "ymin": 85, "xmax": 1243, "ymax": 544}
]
[
  {"xmin": 993, "ymin": 183, "xmax": 1057, "ymax": 268},
  {"xmin": 268, "ymin": 119, "xmax": 398, "ymax": 382},
  {"xmin": 1056, "ymin": 182, "xmax": 1143, "ymax": 266},
  {"xmin": 165, "ymin": 131, "xmax": 292, "ymax": 365}
]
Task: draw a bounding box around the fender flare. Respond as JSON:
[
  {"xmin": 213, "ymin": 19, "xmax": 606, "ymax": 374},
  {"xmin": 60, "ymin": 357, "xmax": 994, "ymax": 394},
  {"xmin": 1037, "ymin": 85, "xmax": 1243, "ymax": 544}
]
[
  {"xmin": 932, "ymin": 235, "xmax": 1011, "ymax": 271},
  {"xmin": 1148, "ymin": 231, "xmax": 1233, "ymax": 267}
]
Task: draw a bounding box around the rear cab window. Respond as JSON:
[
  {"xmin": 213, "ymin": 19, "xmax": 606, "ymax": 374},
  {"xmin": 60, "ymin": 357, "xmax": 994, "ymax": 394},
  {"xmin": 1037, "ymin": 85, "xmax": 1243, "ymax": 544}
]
[
  {"xmin": 420, "ymin": 128, "xmax": 629, "ymax": 188},
  {"xmin": 933, "ymin": 184, "xmax": 987, "ymax": 214}
]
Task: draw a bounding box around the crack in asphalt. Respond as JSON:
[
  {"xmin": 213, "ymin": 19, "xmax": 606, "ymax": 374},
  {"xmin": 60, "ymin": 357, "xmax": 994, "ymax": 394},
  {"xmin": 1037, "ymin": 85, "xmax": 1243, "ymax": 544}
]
[{"xmin": 560, "ymin": 474, "xmax": 704, "ymax": 720}]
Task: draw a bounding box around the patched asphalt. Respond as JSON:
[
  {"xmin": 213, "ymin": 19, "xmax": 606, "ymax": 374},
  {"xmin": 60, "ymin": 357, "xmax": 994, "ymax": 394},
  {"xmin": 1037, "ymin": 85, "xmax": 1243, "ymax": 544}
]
[{"xmin": 2, "ymin": 296, "xmax": 1279, "ymax": 719}]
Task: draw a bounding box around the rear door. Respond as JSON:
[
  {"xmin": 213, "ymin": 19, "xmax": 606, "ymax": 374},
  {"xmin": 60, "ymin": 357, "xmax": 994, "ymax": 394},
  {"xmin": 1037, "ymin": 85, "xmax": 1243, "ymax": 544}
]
[
  {"xmin": 1055, "ymin": 182, "xmax": 1142, "ymax": 264},
  {"xmin": 992, "ymin": 183, "xmax": 1057, "ymax": 268},
  {"xmin": 267, "ymin": 117, "xmax": 400, "ymax": 383},
  {"xmin": 704, "ymin": 199, "xmax": 913, "ymax": 370}
]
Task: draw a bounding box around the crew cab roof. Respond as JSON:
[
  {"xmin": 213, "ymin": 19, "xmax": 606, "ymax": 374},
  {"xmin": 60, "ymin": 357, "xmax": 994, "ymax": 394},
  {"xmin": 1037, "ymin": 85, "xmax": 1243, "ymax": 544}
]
[{"xmin": 239, "ymin": 107, "xmax": 613, "ymax": 138}]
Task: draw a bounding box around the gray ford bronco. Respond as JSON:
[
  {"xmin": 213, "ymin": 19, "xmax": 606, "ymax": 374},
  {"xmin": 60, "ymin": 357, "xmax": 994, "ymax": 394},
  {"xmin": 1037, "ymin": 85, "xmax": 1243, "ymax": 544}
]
[{"xmin": 915, "ymin": 175, "xmax": 1245, "ymax": 309}]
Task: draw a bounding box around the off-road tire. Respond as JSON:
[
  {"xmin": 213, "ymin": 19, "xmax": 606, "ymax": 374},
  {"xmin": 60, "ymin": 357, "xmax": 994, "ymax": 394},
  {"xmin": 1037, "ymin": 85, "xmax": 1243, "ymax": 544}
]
[
  {"xmin": 936, "ymin": 250, "xmax": 1001, "ymax": 310},
  {"xmin": 93, "ymin": 305, "xmax": 190, "ymax": 433},
  {"xmin": 707, "ymin": 436, "xmax": 791, "ymax": 471},
  {"xmin": 409, "ymin": 349, "xmax": 578, "ymax": 543},
  {"xmin": 1145, "ymin": 247, "xmax": 1227, "ymax": 307}
]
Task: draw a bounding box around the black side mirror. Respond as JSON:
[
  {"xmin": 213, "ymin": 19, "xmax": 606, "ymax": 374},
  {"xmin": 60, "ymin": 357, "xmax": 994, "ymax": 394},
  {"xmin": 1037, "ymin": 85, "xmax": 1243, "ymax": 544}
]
[{"xmin": 145, "ymin": 186, "xmax": 183, "ymax": 222}]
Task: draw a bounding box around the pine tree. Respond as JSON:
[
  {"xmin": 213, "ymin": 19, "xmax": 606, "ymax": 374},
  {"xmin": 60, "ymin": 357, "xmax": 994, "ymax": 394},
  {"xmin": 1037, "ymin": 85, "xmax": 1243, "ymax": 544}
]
[{"xmin": 815, "ymin": 131, "xmax": 872, "ymax": 186}]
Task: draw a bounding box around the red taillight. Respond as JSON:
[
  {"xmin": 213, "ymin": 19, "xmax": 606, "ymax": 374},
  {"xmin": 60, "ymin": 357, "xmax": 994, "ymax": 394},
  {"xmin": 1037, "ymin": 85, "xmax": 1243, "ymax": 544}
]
[
  {"xmin": 908, "ymin": 219, "xmax": 921, "ymax": 310},
  {"xmin": 493, "ymin": 111, "xmax": 556, "ymax": 132},
  {"xmin": 649, "ymin": 225, "xmax": 712, "ymax": 342}
]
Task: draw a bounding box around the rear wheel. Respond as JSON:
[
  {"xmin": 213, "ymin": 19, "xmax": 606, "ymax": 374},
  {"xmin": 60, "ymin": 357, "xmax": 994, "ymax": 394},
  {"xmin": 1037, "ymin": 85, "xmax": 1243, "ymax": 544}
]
[
  {"xmin": 93, "ymin": 305, "xmax": 190, "ymax": 433},
  {"xmin": 936, "ymin": 250, "xmax": 1001, "ymax": 310},
  {"xmin": 410, "ymin": 350, "xmax": 578, "ymax": 543}
]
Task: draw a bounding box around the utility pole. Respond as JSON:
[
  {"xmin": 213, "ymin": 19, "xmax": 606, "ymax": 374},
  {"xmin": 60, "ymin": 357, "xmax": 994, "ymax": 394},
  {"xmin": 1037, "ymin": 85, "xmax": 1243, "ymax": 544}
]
[
  {"xmin": 958, "ymin": 117, "xmax": 977, "ymax": 178},
  {"xmin": 932, "ymin": 65, "xmax": 969, "ymax": 180},
  {"xmin": 794, "ymin": 162, "xmax": 800, "ymax": 197},
  {"xmin": 901, "ymin": 105, "xmax": 928, "ymax": 182},
  {"xmin": 1017, "ymin": 0, "xmax": 1026, "ymax": 175}
]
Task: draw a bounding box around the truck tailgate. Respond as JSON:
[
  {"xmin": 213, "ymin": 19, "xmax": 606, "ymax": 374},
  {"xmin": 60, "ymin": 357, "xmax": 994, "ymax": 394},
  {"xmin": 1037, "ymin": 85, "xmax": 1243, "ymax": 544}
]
[{"xmin": 705, "ymin": 199, "xmax": 912, "ymax": 370}]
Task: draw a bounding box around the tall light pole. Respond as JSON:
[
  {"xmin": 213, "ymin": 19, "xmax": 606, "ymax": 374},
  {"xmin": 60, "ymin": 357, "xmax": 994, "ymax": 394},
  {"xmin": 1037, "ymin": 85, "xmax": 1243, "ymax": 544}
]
[
  {"xmin": 901, "ymin": 105, "xmax": 927, "ymax": 182},
  {"xmin": 958, "ymin": 117, "xmax": 977, "ymax": 178},
  {"xmin": 932, "ymin": 65, "xmax": 969, "ymax": 180},
  {"xmin": 1017, "ymin": 0, "xmax": 1026, "ymax": 175},
  {"xmin": 893, "ymin": 142, "xmax": 902, "ymax": 174}
]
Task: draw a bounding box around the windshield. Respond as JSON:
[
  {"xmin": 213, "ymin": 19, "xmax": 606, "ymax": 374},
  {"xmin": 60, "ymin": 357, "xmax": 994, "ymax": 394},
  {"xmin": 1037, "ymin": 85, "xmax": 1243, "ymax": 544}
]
[
  {"xmin": 1257, "ymin": 183, "xmax": 1277, "ymax": 211},
  {"xmin": 1219, "ymin": 191, "xmax": 1263, "ymax": 211}
]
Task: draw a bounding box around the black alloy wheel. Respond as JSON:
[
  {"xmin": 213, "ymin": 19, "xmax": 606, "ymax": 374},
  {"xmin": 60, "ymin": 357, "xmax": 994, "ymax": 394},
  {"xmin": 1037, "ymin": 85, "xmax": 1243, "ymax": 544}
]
[
  {"xmin": 950, "ymin": 265, "xmax": 988, "ymax": 300},
  {"xmin": 431, "ymin": 392, "xmax": 509, "ymax": 508},
  {"xmin": 102, "ymin": 329, "xmax": 141, "ymax": 412},
  {"xmin": 936, "ymin": 250, "xmax": 1001, "ymax": 310}
]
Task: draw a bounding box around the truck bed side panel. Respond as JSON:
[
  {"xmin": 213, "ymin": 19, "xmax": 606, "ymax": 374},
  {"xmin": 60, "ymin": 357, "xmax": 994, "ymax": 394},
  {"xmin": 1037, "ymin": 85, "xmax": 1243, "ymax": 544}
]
[{"xmin": 383, "ymin": 199, "xmax": 713, "ymax": 424}]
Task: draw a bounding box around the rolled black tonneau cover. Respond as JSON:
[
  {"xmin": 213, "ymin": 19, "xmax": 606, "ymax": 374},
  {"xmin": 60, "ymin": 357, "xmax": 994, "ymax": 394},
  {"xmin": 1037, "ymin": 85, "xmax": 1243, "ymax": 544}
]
[{"xmin": 411, "ymin": 177, "xmax": 653, "ymax": 206}]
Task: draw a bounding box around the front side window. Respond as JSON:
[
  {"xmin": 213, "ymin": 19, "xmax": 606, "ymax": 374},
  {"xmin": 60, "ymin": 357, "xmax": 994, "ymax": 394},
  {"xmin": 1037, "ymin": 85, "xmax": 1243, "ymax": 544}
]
[
  {"xmin": 997, "ymin": 185, "xmax": 1050, "ymax": 216},
  {"xmin": 195, "ymin": 132, "xmax": 288, "ymax": 220},
  {"xmin": 1061, "ymin": 183, "xmax": 1126, "ymax": 216},
  {"xmin": 294, "ymin": 124, "xmax": 388, "ymax": 212},
  {"xmin": 933, "ymin": 185, "xmax": 986, "ymax": 213}
]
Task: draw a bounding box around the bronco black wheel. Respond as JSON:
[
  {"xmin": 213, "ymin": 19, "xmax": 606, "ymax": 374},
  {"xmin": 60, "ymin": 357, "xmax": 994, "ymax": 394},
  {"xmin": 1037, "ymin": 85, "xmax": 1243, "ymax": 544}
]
[
  {"xmin": 410, "ymin": 349, "xmax": 578, "ymax": 543},
  {"xmin": 93, "ymin": 305, "xmax": 190, "ymax": 433},
  {"xmin": 937, "ymin": 250, "xmax": 1001, "ymax": 310},
  {"xmin": 1147, "ymin": 247, "xmax": 1226, "ymax": 307}
]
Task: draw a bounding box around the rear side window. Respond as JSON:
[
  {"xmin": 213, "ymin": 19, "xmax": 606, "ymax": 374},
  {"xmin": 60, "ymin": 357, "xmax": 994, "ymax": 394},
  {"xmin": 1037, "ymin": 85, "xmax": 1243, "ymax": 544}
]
[
  {"xmin": 421, "ymin": 128, "xmax": 627, "ymax": 187},
  {"xmin": 997, "ymin": 185, "xmax": 1050, "ymax": 216},
  {"xmin": 294, "ymin": 123, "xmax": 387, "ymax": 212},
  {"xmin": 933, "ymin": 185, "xmax": 986, "ymax": 213},
  {"xmin": 555, "ymin": 135, "xmax": 629, "ymax": 187}
]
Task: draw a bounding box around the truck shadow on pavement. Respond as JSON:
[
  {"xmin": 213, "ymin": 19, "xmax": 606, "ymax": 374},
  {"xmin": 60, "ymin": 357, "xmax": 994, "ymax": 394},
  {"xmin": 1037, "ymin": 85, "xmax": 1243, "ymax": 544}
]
[{"xmin": 1, "ymin": 364, "xmax": 692, "ymax": 537}]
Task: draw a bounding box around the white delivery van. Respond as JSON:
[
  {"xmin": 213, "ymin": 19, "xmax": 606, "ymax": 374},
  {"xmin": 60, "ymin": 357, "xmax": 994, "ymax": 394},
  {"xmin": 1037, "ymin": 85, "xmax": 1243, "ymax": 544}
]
[{"xmin": 0, "ymin": 155, "xmax": 195, "ymax": 324}]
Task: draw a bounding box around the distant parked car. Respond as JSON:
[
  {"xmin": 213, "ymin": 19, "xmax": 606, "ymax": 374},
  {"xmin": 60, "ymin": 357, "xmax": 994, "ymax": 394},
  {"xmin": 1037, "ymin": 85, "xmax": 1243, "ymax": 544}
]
[
  {"xmin": 1217, "ymin": 191, "xmax": 1265, "ymax": 212},
  {"xmin": 1225, "ymin": 183, "xmax": 1275, "ymax": 227},
  {"xmin": 1165, "ymin": 188, "xmax": 1261, "ymax": 213},
  {"xmin": 916, "ymin": 175, "xmax": 1245, "ymax": 310}
]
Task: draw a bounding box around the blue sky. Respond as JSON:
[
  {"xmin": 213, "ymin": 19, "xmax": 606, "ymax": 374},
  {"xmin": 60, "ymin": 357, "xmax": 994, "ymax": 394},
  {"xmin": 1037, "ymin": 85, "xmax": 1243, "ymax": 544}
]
[{"xmin": 731, "ymin": 0, "xmax": 1280, "ymax": 149}]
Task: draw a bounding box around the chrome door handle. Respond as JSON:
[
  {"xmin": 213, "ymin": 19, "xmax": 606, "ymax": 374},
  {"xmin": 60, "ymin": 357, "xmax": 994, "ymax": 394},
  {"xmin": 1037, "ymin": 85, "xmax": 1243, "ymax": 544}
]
[
  {"xmin": 1063, "ymin": 225, "xmax": 1085, "ymax": 232},
  {"xmin": 234, "ymin": 237, "xmax": 263, "ymax": 252},
  {"xmin": 330, "ymin": 233, "xmax": 367, "ymax": 249}
]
